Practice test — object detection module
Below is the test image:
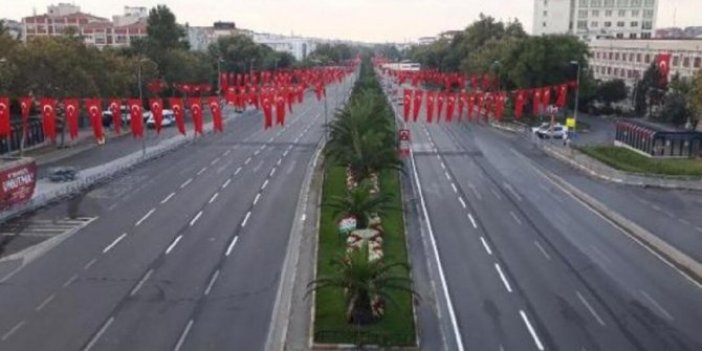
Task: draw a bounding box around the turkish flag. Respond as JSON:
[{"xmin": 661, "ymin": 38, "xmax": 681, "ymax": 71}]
[
  {"xmin": 225, "ymin": 88, "xmax": 237, "ymax": 105},
  {"xmin": 286, "ymin": 86, "xmax": 294, "ymax": 113},
  {"xmin": 188, "ymin": 98, "xmax": 204, "ymax": 135},
  {"xmin": 436, "ymin": 92, "xmax": 445, "ymax": 121},
  {"xmin": 426, "ymin": 92, "xmax": 435, "ymax": 123},
  {"xmin": 108, "ymin": 99, "xmax": 122, "ymax": 135},
  {"xmin": 85, "ymin": 99, "xmax": 104, "ymax": 142},
  {"xmin": 262, "ymin": 93, "xmax": 274, "ymax": 129},
  {"xmin": 514, "ymin": 90, "xmax": 526, "ymax": 119},
  {"xmin": 0, "ymin": 97, "xmax": 10, "ymax": 137},
  {"xmin": 541, "ymin": 87, "xmax": 552, "ymax": 109},
  {"xmin": 476, "ymin": 93, "xmax": 484, "ymax": 120},
  {"xmin": 458, "ymin": 93, "xmax": 467, "ymax": 120},
  {"xmin": 128, "ymin": 99, "xmax": 144, "ymax": 138},
  {"xmin": 168, "ymin": 98, "xmax": 186, "ymax": 135},
  {"xmin": 40, "ymin": 98, "xmax": 57, "ymax": 142},
  {"xmin": 220, "ymin": 72, "xmax": 229, "ymax": 93},
  {"xmin": 64, "ymin": 98, "xmax": 80, "ymax": 140},
  {"xmin": 656, "ymin": 53, "xmax": 671, "ymax": 87},
  {"xmin": 446, "ymin": 94, "xmax": 456, "ymax": 122},
  {"xmin": 149, "ymin": 98, "xmax": 164, "ymax": 134},
  {"xmin": 208, "ymin": 97, "xmax": 223, "ymax": 133},
  {"xmin": 468, "ymin": 94, "xmax": 475, "ymax": 121},
  {"xmin": 275, "ymin": 93, "xmax": 286, "ymax": 126},
  {"xmin": 495, "ymin": 93, "xmax": 506, "ymax": 120},
  {"xmin": 556, "ymin": 84, "xmax": 568, "ymax": 108},
  {"xmin": 412, "ymin": 90, "xmax": 423, "ymax": 122},
  {"xmin": 532, "ymin": 89, "xmax": 542, "ymax": 116},
  {"xmin": 20, "ymin": 97, "xmax": 31, "ymax": 137},
  {"xmin": 403, "ymin": 89, "xmax": 412, "ymax": 122}
]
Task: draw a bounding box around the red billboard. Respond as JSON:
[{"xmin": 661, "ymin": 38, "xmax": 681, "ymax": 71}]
[{"xmin": 0, "ymin": 159, "xmax": 37, "ymax": 210}]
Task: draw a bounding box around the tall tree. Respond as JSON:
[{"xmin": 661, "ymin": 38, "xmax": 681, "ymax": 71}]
[
  {"xmin": 595, "ymin": 79, "xmax": 628, "ymax": 108},
  {"xmin": 633, "ymin": 62, "xmax": 666, "ymax": 117},
  {"xmin": 146, "ymin": 5, "xmax": 188, "ymax": 51}
]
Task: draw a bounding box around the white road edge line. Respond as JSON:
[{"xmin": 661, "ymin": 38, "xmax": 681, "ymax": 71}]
[
  {"xmin": 225, "ymin": 236, "xmax": 239, "ymax": 256},
  {"xmin": 494, "ymin": 263, "xmax": 512, "ymax": 293},
  {"xmin": 83, "ymin": 316, "xmax": 114, "ymax": 351},
  {"xmin": 467, "ymin": 213, "xmax": 478, "ymax": 229},
  {"xmin": 130, "ymin": 269, "xmax": 154, "ymax": 296},
  {"xmin": 189, "ymin": 211, "xmax": 203, "ymax": 226},
  {"xmin": 204, "ymin": 270, "xmax": 220, "ymax": 296},
  {"xmin": 161, "ymin": 192, "xmax": 176, "ymax": 204},
  {"xmin": 103, "ymin": 233, "xmax": 127, "ymax": 253},
  {"xmin": 480, "ymin": 237, "xmax": 493, "ymax": 255},
  {"xmin": 135, "ymin": 208, "xmax": 156, "ymax": 226},
  {"xmin": 222, "ymin": 178, "xmax": 232, "ymax": 188},
  {"xmin": 173, "ymin": 319, "xmax": 194, "ymax": 351},
  {"xmin": 208, "ymin": 193, "xmax": 219, "ymax": 204},
  {"xmin": 576, "ymin": 291, "xmax": 606, "ymax": 326},
  {"xmin": 408, "ymin": 147, "xmax": 465, "ymax": 351},
  {"xmin": 165, "ymin": 235, "xmax": 183, "ymax": 255},
  {"xmin": 180, "ymin": 178, "xmax": 192, "ymax": 189},
  {"xmin": 2, "ymin": 320, "xmax": 25, "ymax": 341},
  {"xmin": 519, "ymin": 310, "xmax": 545, "ymax": 351},
  {"xmin": 241, "ymin": 211, "xmax": 252, "ymax": 227}
]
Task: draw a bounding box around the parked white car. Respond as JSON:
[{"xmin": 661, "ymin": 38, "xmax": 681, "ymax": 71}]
[
  {"xmin": 146, "ymin": 109, "xmax": 175, "ymax": 129},
  {"xmin": 533, "ymin": 123, "xmax": 568, "ymax": 139}
]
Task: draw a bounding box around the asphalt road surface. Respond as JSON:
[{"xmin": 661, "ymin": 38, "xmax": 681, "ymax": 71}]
[{"xmin": 0, "ymin": 80, "xmax": 352, "ymax": 351}]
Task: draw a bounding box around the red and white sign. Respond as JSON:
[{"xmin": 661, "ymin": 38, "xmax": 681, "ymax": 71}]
[
  {"xmin": 398, "ymin": 129, "xmax": 411, "ymax": 157},
  {"xmin": 0, "ymin": 160, "xmax": 37, "ymax": 210}
]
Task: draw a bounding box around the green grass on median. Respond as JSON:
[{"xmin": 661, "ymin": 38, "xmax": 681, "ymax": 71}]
[
  {"xmin": 313, "ymin": 165, "xmax": 416, "ymax": 346},
  {"xmin": 579, "ymin": 146, "xmax": 702, "ymax": 177}
]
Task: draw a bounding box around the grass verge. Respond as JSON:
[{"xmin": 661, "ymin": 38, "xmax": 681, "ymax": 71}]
[
  {"xmin": 313, "ymin": 164, "xmax": 416, "ymax": 346},
  {"xmin": 579, "ymin": 146, "xmax": 702, "ymax": 176}
]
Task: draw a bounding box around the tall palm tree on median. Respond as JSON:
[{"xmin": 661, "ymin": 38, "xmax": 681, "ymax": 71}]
[{"xmin": 326, "ymin": 180, "xmax": 395, "ymax": 229}]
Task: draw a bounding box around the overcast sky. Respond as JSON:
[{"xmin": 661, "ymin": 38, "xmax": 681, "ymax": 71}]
[{"xmin": 3, "ymin": 0, "xmax": 701, "ymax": 42}]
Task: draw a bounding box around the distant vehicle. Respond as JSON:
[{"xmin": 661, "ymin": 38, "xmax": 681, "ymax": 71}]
[
  {"xmin": 533, "ymin": 123, "xmax": 568, "ymax": 139},
  {"xmin": 102, "ymin": 106, "xmax": 152, "ymax": 127},
  {"xmin": 48, "ymin": 167, "xmax": 78, "ymax": 183},
  {"xmin": 146, "ymin": 109, "xmax": 175, "ymax": 129}
]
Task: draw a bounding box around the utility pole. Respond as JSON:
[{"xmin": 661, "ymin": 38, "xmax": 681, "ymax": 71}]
[{"xmin": 570, "ymin": 60, "xmax": 581, "ymax": 124}]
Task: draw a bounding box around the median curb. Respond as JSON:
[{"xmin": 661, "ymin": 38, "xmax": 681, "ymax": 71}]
[{"xmin": 537, "ymin": 166, "xmax": 702, "ymax": 285}]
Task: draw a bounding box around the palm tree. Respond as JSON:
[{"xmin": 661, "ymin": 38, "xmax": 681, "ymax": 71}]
[
  {"xmin": 326, "ymin": 180, "xmax": 395, "ymax": 229},
  {"xmin": 307, "ymin": 241, "xmax": 418, "ymax": 326}
]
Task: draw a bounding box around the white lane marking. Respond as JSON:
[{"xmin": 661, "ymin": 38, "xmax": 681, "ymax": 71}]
[
  {"xmin": 135, "ymin": 208, "xmax": 156, "ymax": 226},
  {"xmin": 222, "ymin": 178, "xmax": 232, "ymax": 188},
  {"xmin": 180, "ymin": 178, "xmax": 193, "ymax": 189},
  {"xmin": 208, "ymin": 192, "xmax": 219, "ymax": 204},
  {"xmin": 534, "ymin": 241, "xmax": 551, "ymax": 261},
  {"xmin": 468, "ymin": 183, "xmax": 483, "ymax": 201},
  {"xmin": 696, "ymin": 226, "xmax": 702, "ymax": 233},
  {"xmin": 440, "ymin": 162, "xmax": 446, "ymax": 170},
  {"xmin": 103, "ymin": 233, "xmax": 127, "ymax": 253},
  {"xmin": 241, "ymin": 211, "xmax": 252, "ymax": 228},
  {"xmin": 197, "ymin": 167, "xmax": 207, "ymax": 176},
  {"xmin": 165, "ymin": 235, "xmax": 183, "ymax": 255},
  {"xmin": 268, "ymin": 137, "xmax": 274, "ymax": 143},
  {"xmin": 253, "ymin": 193, "xmax": 262, "ymax": 206},
  {"xmin": 510, "ymin": 211, "xmax": 523, "ymax": 225},
  {"xmin": 301, "ymin": 214, "xmax": 307, "ymax": 222},
  {"xmin": 161, "ymin": 192, "xmax": 176, "ymax": 204},
  {"xmin": 2, "ymin": 320, "xmax": 25, "ymax": 341},
  {"xmin": 270, "ymin": 168, "xmax": 276, "ymax": 177},
  {"xmin": 225, "ymin": 236, "xmax": 239, "ymax": 256},
  {"xmin": 283, "ymin": 150, "xmax": 289, "ymax": 157},
  {"xmin": 576, "ymin": 291, "xmax": 606, "ymax": 326},
  {"xmin": 83, "ymin": 317, "xmax": 114, "ymax": 351},
  {"xmin": 444, "ymin": 171, "xmax": 451, "ymax": 181},
  {"xmin": 490, "ymin": 188, "xmax": 503, "ymax": 200},
  {"xmin": 189, "ymin": 211, "xmax": 203, "ymax": 226},
  {"xmin": 254, "ymin": 149, "xmax": 261, "ymax": 156},
  {"xmin": 245, "ymin": 157, "xmax": 252, "ymax": 165},
  {"xmin": 173, "ymin": 319, "xmax": 194, "ymax": 351},
  {"xmin": 458, "ymin": 197, "xmax": 466, "ymax": 209},
  {"xmin": 35, "ymin": 293, "xmax": 55, "ymax": 311},
  {"xmin": 494, "ymin": 263, "xmax": 512, "ymax": 293},
  {"xmin": 83, "ymin": 258, "xmax": 97, "ymax": 270},
  {"xmin": 678, "ymin": 218, "xmax": 690, "ymax": 225},
  {"xmin": 640, "ymin": 290, "xmax": 674, "ymax": 321},
  {"xmin": 204, "ymin": 270, "xmax": 220, "ymax": 296},
  {"xmin": 63, "ymin": 274, "xmax": 78, "ymax": 288},
  {"xmin": 519, "ymin": 310, "xmax": 545, "ymax": 351},
  {"xmin": 467, "ymin": 213, "xmax": 478, "ymax": 229},
  {"xmin": 234, "ymin": 167, "xmax": 242, "ymax": 175},
  {"xmin": 451, "ymin": 183, "xmax": 458, "ymax": 193},
  {"xmin": 503, "ymin": 182, "xmax": 523, "ymax": 202},
  {"xmin": 130, "ymin": 269, "xmax": 154, "ymax": 296},
  {"xmin": 436, "ymin": 154, "xmax": 441, "ymax": 161},
  {"xmin": 210, "ymin": 157, "xmax": 220, "ymax": 166},
  {"xmin": 277, "ymin": 159, "xmax": 282, "ymax": 166},
  {"xmin": 480, "ymin": 237, "xmax": 493, "ymax": 255},
  {"xmin": 223, "ymin": 150, "xmax": 231, "ymax": 156},
  {"xmin": 262, "ymin": 179, "xmax": 269, "ymax": 190}
]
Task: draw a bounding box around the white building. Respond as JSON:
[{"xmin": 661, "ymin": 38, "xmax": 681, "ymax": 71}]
[
  {"xmin": 112, "ymin": 6, "xmax": 147, "ymax": 27},
  {"xmin": 533, "ymin": 0, "xmax": 658, "ymax": 41},
  {"xmin": 253, "ymin": 33, "xmax": 317, "ymax": 61},
  {"xmin": 187, "ymin": 21, "xmax": 239, "ymax": 52},
  {"xmin": 589, "ymin": 39, "xmax": 702, "ymax": 87}
]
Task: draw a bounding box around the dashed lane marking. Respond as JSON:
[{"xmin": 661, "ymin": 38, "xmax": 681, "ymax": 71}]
[
  {"xmin": 135, "ymin": 208, "xmax": 156, "ymax": 226},
  {"xmin": 102, "ymin": 233, "xmax": 127, "ymax": 253},
  {"xmin": 165, "ymin": 235, "xmax": 183, "ymax": 255}
]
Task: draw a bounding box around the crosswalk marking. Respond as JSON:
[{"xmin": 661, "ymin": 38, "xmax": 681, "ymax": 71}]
[{"xmin": 1, "ymin": 217, "xmax": 96, "ymax": 238}]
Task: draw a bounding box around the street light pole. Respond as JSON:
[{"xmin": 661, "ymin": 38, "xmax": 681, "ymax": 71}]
[
  {"xmin": 571, "ymin": 60, "xmax": 581, "ymax": 124},
  {"xmin": 217, "ymin": 58, "xmax": 222, "ymax": 95}
]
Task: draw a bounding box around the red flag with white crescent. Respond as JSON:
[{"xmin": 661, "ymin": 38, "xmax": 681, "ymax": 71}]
[
  {"xmin": 262, "ymin": 93, "xmax": 273, "ymax": 129},
  {"xmin": 446, "ymin": 94, "xmax": 456, "ymax": 122},
  {"xmin": 275, "ymin": 93, "xmax": 286, "ymax": 127},
  {"xmin": 128, "ymin": 99, "xmax": 144, "ymax": 138},
  {"xmin": 556, "ymin": 84, "xmax": 568, "ymax": 108},
  {"xmin": 542, "ymin": 87, "xmax": 552, "ymax": 109},
  {"xmin": 0, "ymin": 97, "xmax": 10, "ymax": 137},
  {"xmin": 149, "ymin": 98, "xmax": 164, "ymax": 134},
  {"xmin": 436, "ymin": 92, "xmax": 445, "ymax": 121},
  {"xmin": 532, "ymin": 89, "xmax": 542, "ymax": 116},
  {"xmin": 403, "ymin": 89, "xmax": 412, "ymax": 122},
  {"xmin": 168, "ymin": 98, "xmax": 186, "ymax": 135},
  {"xmin": 426, "ymin": 92, "xmax": 435, "ymax": 123},
  {"xmin": 108, "ymin": 99, "xmax": 122, "ymax": 135},
  {"xmin": 64, "ymin": 98, "xmax": 80, "ymax": 140},
  {"xmin": 412, "ymin": 90, "xmax": 423, "ymax": 122},
  {"xmin": 40, "ymin": 98, "xmax": 57, "ymax": 142},
  {"xmin": 85, "ymin": 99, "xmax": 104, "ymax": 142},
  {"xmin": 656, "ymin": 53, "xmax": 671, "ymax": 87},
  {"xmin": 514, "ymin": 90, "xmax": 526, "ymax": 119},
  {"xmin": 188, "ymin": 98, "xmax": 204, "ymax": 135},
  {"xmin": 20, "ymin": 97, "xmax": 32, "ymax": 137},
  {"xmin": 208, "ymin": 96, "xmax": 223, "ymax": 133},
  {"xmin": 458, "ymin": 93, "xmax": 467, "ymax": 120}
]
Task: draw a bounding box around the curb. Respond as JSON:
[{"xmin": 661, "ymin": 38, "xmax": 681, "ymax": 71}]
[{"xmin": 534, "ymin": 165, "xmax": 702, "ymax": 286}]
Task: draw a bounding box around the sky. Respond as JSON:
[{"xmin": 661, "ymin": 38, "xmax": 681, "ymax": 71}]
[{"xmin": 2, "ymin": 0, "xmax": 701, "ymax": 42}]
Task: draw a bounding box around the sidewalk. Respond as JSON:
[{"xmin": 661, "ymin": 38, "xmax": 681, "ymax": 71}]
[{"xmin": 491, "ymin": 121, "xmax": 702, "ymax": 191}]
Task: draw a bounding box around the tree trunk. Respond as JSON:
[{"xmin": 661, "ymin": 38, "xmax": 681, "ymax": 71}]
[{"xmin": 347, "ymin": 291, "xmax": 375, "ymax": 326}]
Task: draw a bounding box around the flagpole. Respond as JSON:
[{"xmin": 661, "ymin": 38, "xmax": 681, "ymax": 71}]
[{"xmin": 138, "ymin": 58, "xmax": 147, "ymax": 157}]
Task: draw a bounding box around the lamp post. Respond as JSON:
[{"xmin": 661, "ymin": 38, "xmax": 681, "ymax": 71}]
[
  {"xmin": 137, "ymin": 57, "xmax": 148, "ymax": 157},
  {"xmin": 570, "ymin": 60, "xmax": 581, "ymax": 124},
  {"xmin": 491, "ymin": 60, "xmax": 502, "ymax": 92},
  {"xmin": 217, "ymin": 58, "xmax": 223, "ymax": 95}
]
